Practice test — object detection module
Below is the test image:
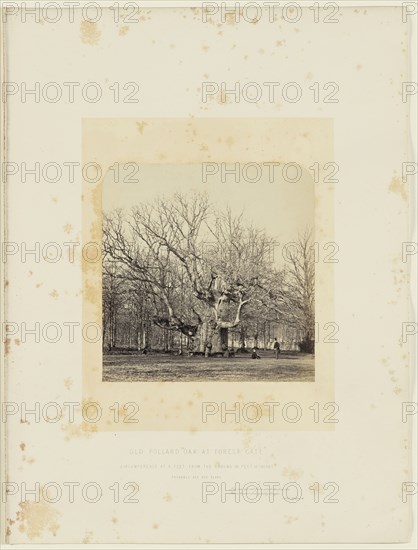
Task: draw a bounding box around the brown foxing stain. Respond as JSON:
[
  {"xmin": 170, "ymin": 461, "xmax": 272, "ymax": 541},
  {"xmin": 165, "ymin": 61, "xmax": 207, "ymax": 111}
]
[
  {"xmin": 5, "ymin": 338, "xmax": 11, "ymax": 355},
  {"xmin": 152, "ymin": 523, "xmax": 159, "ymax": 529},
  {"xmin": 61, "ymin": 421, "xmax": 97, "ymax": 441},
  {"xmin": 136, "ymin": 121, "xmax": 148, "ymax": 134},
  {"xmin": 241, "ymin": 427, "xmax": 253, "ymax": 448},
  {"xmin": 206, "ymin": 91, "xmax": 233, "ymax": 105},
  {"xmin": 130, "ymin": 7, "xmax": 151, "ymax": 22},
  {"xmin": 119, "ymin": 25, "xmax": 129, "ymax": 36},
  {"xmin": 35, "ymin": 283, "xmax": 43, "ymax": 288},
  {"xmin": 198, "ymin": 9, "xmax": 220, "ymax": 27},
  {"xmin": 88, "ymin": 182, "xmax": 103, "ymax": 247},
  {"xmin": 80, "ymin": 21, "xmax": 101, "ymax": 45},
  {"xmin": 163, "ymin": 493, "xmax": 172, "ymax": 502},
  {"xmin": 112, "ymin": 516, "xmax": 118, "ymax": 524},
  {"xmin": 285, "ymin": 516, "xmax": 298, "ymax": 524},
  {"xmin": 392, "ymin": 267, "xmax": 406, "ymax": 289},
  {"xmin": 64, "ymin": 377, "xmax": 73, "ymax": 390},
  {"xmin": 15, "ymin": 501, "xmax": 60, "ymax": 540},
  {"xmin": 259, "ymin": 401, "xmax": 280, "ymax": 420},
  {"xmin": 20, "ymin": 442, "xmax": 26, "ymax": 451},
  {"xmin": 63, "ymin": 223, "xmax": 72, "ymax": 235},
  {"xmin": 14, "ymin": 339, "xmax": 20, "ymax": 346},
  {"xmin": 82, "ymin": 530, "xmax": 94, "ymax": 543},
  {"xmin": 311, "ymin": 483, "xmax": 326, "ymax": 496},
  {"xmin": 225, "ymin": 11, "xmax": 241, "ymax": 25},
  {"xmin": 49, "ymin": 289, "xmax": 59, "ymax": 299},
  {"xmin": 388, "ymin": 176, "xmax": 407, "ymax": 202},
  {"xmin": 282, "ymin": 467, "xmax": 303, "ymax": 480},
  {"xmin": 83, "ymin": 279, "xmax": 99, "ymax": 307},
  {"xmin": 114, "ymin": 403, "xmax": 134, "ymax": 421}
]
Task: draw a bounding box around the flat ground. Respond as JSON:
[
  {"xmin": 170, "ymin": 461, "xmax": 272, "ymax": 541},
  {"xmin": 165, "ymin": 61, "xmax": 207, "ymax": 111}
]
[{"xmin": 102, "ymin": 351, "xmax": 314, "ymax": 382}]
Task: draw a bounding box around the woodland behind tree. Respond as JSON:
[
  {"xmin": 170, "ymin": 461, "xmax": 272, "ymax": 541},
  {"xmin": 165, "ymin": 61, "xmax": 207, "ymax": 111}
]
[{"xmin": 102, "ymin": 192, "xmax": 315, "ymax": 356}]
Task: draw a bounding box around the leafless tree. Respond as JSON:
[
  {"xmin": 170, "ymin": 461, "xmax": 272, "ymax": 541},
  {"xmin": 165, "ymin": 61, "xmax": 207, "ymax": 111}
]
[
  {"xmin": 103, "ymin": 193, "xmax": 276, "ymax": 353},
  {"xmin": 102, "ymin": 261, "xmax": 127, "ymax": 350},
  {"xmin": 275, "ymin": 230, "xmax": 315, "ymax": 351}
]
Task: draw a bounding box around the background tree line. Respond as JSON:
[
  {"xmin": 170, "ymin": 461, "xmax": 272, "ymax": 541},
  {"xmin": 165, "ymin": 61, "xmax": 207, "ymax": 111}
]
[{"xmin": 102, "ymin": 192, "xmax": 315, "ymax": 355}]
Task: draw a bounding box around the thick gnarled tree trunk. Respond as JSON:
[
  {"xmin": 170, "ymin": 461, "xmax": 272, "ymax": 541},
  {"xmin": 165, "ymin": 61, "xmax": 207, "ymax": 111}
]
[
  {"xmin": 194, "ymin": 321, "xmax": 228, "ymax": 355},
  {"xmin": 189, "ymin": 292, "xmax": 249, "ymax": 355}
]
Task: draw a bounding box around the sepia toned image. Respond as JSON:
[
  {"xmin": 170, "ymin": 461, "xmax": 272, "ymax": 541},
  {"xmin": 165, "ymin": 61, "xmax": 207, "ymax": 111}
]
[
  {"xmin": 2, "ymin": 2, "xmax": 416, "ymax": 546},
  {"xmin": 81, "ymin": 117, "xmax": 334, "ymax": 431},
  {"xmin": 101, "ymin": 164, "xmax": 315, "ymax": 382}
]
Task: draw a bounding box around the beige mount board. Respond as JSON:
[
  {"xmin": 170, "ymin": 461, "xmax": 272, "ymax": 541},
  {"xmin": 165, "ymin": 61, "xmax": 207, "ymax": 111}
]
[{"xmin": 1, "ymin": 2, "xmax": 416, "ymax": 547}]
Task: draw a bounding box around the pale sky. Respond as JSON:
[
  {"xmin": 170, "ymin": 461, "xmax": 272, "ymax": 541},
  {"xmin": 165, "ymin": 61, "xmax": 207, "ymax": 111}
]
[{"xmin": 103, "ymin": 163, "xmax": 314, "ymax": 250}]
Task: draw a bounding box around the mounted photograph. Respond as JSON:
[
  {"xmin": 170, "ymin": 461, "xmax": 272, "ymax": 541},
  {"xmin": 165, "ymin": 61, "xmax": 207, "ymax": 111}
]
[
  {"xmin": 101, "ymin": 163, "xmax": 315, "ymax": 382},
  {"xmin": 81, "ymin": 117, "xmax": 334, "ymax": 430}
]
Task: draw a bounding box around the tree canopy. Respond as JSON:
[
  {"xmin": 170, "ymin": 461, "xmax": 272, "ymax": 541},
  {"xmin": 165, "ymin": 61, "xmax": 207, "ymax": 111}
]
[{"xmin": 102, "ymin": 192, "xmax": 315, "ymax": 354}]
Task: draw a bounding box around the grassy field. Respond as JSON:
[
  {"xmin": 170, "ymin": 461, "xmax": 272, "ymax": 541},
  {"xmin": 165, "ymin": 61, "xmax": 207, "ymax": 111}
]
[{"xmin": 102, "ymin": 350, "xmax": 314, "ymax": 382}]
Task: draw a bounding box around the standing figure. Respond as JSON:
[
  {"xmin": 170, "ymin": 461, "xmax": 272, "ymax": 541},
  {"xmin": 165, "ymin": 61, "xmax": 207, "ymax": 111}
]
[{"xmin": 273, "ymin": 337, "xmax": 281, "ymax": 359}]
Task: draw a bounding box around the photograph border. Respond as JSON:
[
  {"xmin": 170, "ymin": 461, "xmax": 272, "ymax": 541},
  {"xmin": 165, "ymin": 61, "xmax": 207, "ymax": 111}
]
[{"xmin": 82, "ymin": 117, "xmax": 335, "ymax": 431}]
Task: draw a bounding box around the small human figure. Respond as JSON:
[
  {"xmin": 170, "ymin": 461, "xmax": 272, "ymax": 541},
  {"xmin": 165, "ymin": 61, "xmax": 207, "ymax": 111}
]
[
  {"xmin": 251, "ymin": 348, "xmax": 261, "ymax": 359},
  {"xmin": 273, "ymin": 338, "xmax": 281, "ymax": 359}
]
